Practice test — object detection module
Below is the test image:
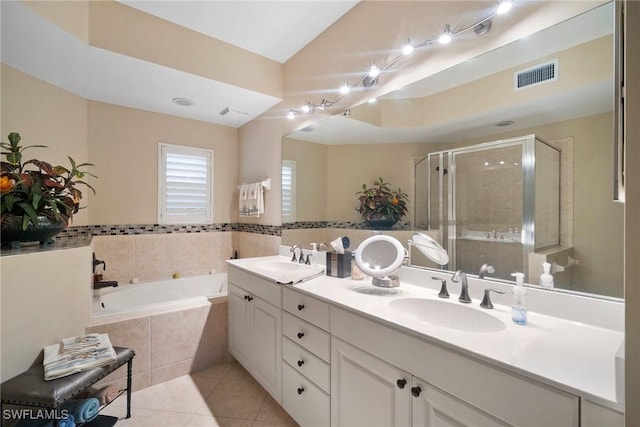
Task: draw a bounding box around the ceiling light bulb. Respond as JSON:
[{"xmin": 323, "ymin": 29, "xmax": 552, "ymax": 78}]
[
  {"xmin": 368, "ymin": 98, "xmax": 377, "ymax": 104},
  {"xmin": 369, "ymin": 66, "xmax": 381, "ymax": 78},
  {"xmin": 287, "ymin": 109, "xmax": 295, "ymax": 120},
  {"xmin": 439, "ymin": 25, "xmax": 452, "ymax": 44},
  {"xmin": 497, "ymin": 0, "xmax": 513, "ymax": 15},
  {"xmin": 340, "ymin": 83, "xmax": 350, "ymax": 95},
  {"xmin": 301, "ymin": 102, "xmax": 311, "ymax": 113},
  {"xmin": 402, "ymin": 40, "xmax": 415, "ymax": 55}
]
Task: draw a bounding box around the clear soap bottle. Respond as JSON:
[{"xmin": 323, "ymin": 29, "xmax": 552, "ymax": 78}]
[{"xmin": 511, "ymin": 272, "xmax": 527, "ymax": 325}]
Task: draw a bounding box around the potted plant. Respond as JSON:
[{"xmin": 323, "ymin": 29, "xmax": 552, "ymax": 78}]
[
  {"xmin": 0, "ymin": 132, "xmax": 96, "ymax": 245},
  {"xmin": 356, "ymin": 177, "xmax": 408, "ymax": 229}
]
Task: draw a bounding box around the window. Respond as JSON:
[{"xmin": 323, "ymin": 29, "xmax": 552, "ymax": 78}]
[
  {"xmin": 281, "ymin": 160, "xmax": 296, "ymax": 223},
  {"xmin": 158, "ymin": 143, "xmax": 213, "ymax": 224}
]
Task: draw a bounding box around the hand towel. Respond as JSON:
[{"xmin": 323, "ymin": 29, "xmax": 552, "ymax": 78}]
[
  {"xmin": 57, "ymin": 414, "xmax": 75, "ymax": 427},
  {"xmin": 240, "ymin": 181, "xmax": 264, "ymax": 217},
  {"xmin": 43, "ymin": 333, "xmax": 116, "ymax": 380},
  {"xmin": 92, "ymin": 384, "xmax": 120, "ymax": 405},
  {"xmin": 60, "ymin": 399, "xmax": 100, "ymax": 424}
]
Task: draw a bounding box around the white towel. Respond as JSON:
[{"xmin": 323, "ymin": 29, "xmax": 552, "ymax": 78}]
[
  {"xmin": 44, "ymin": 333, "xmax": 117, "ymax": 380},
  {"xmin": 240, "ymin": 182, "xmax": 264, "ymax": 217}
]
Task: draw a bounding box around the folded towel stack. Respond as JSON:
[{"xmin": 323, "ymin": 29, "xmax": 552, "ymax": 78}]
[
  {"xmin": 43, "ymin": 333, "xmax": 117, "ymax": 380},
  {"xmin": 61, "ymin": 398, "xmax": 100, "ymax": 423},
  {"xmin": 61, "ymin": 334, "xmax": 101, "ymax": 354}
]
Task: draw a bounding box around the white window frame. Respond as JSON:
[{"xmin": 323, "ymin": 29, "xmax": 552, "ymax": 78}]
[
  {"xmin": 282, "ymin": 160, "xmax": 296, "ymax": 223},
  {"xmin": 158, "ymin": 143, "xmax": 214, "ymax": 225}
]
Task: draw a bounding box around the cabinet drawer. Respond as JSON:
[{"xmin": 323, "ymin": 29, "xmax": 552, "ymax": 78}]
[
  {"xmin": 283, "ymin": 312, "xmax": 330, "ymax": 362},
  {"xmin": 283, "ymin": 288, "xmax": 330, "ymax": 330},
  {"xmin": 283, "ymin": 337, "xmax": 330, "ymax": 393},
  {"xmin": 228, "ymin": 266, "xmax": 282, "ymax": 308},
  {"xmin": 283, "ymin": 362, "xmax": 330, "ymax": 427}
]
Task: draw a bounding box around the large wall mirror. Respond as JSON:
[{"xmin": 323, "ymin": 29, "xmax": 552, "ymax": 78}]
[{"xmin": 282, "ymin": 2, "xmax": 624, "ymax": 299}]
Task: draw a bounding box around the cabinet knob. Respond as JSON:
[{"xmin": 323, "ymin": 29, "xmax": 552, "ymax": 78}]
[
  {"xmin": 396, "ymin": 379, "xmax": 407, "ymax": 389},
  {"xmin": 247, "ymin": 296, "xmax": 253, "ymax": 301},
  {"xmin": 297, "ymin": 304, "xmax": 305, "ymax": 311},
  {"xmin": 297, "ymin": 387, "xmax": 304, "ymax": 395},
  {"xmin": 297, "ymin": 332, "xmax": 305, "ymax": 339},
  {"xmin": 411, "ymin": 386, "xmax": 422, "ymax": 397},
  {"xmin": 297, "ymin": 359, "xmax": 305, "ymax": 367},
  {"xmin": 243, "ymin": 295, "xmax": 249, "ymax": 300}
]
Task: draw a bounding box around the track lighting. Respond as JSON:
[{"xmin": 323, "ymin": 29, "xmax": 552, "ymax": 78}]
[
  {"xmin": 439, "ymin": 24, "xmax": 452, "ymax": 44},
  {"xmin": 286, "ymin": 1, "xmax": 516, "ymax": 119},
  {"xmin": 402, "ymin": 40, "xmax": 415, "ymax": 55},
  {"xmin": 497, "ymin": 0, "xmax": 513, "ymax": 15}
]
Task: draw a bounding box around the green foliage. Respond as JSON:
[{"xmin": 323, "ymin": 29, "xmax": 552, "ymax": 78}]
[
  {"xmin": 0, "ymin": 132, "xmax": 97, "ymax": 230},
  {"xmin": 356, "ymin": 177, "xmax": 408, "ymax": 223}
]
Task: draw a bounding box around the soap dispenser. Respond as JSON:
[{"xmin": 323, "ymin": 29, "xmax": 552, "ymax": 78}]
[
  {"xmin": 309, "ymin": 243, "xmax": 319, "ymax": 265},
  {"xmin": 511, "ymin": 272, "xmax": 527, "ymax": 325},
  {"xmin": 540, "ymin": 262, "xmax": 554, "ymax": 288}
]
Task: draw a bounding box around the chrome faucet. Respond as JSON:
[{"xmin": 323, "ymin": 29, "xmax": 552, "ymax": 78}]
[
  {"xmin": 478, "ymin": 263, "xmax": 495, "ymax": 279},
  {"xmin": 290, "ymin": 245, "xmax": 304, "ymax": 263},
  {"xmin": 452, "ymin": 270, "xmax": 471, "ymax": 303}
]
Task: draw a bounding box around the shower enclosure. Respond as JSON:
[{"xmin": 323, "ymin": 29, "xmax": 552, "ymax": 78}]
[{"xmin": 414, "ymin": 135, "xmax": 560, "ymax": 282}]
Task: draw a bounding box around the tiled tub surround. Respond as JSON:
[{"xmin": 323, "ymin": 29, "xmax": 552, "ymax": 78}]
[
  {"xmin": 92, "ymin": 230, "xmax": 280, "ymax": 285},
  {"xmin": 87, "ymin": 296, "xmax": 230, "ymax": 392}
]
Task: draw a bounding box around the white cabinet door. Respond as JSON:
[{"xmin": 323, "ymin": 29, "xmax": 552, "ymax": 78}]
[
  {"xmin": 228, "ymin": 283, "xmax": 252, "ymax": 369},
  {"xmin": 411, "ymin": 377, "xmax": 509, "ymax": 427},
  {"xmin": 331, "ymin": 337, "xmax": 411, "ymax": 427},
  {"xmin": 252, "ymin": 296, "xmax": 282, "ymax": 401}
]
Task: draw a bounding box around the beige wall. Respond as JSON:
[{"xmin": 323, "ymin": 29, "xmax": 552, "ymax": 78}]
[
  {"xmin": 1, "ymin": 65, "xmax": 90, "ymax": 225},
  {"xmin": 87, "ymin": 102, "xmax": 238, "ymax": 225},
  {"xmin": 282, "ymin": 137, "xmax": 328, "ymax": 222},
  {"xmin": 0, "ymin": 246, "xmax": 92, "ymax": 381}
]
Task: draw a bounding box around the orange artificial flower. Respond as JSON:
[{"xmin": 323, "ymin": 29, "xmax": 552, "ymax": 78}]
[{"xmin": 0, "ymin": 176, "xmax": 14, "ymax": 193}]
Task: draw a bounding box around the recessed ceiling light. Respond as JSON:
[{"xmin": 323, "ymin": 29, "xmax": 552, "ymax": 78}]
[{"xmin": 172, "ymin": 97, "xmax": 194, "ymax": 107}]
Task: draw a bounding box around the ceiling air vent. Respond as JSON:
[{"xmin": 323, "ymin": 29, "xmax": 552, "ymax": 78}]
[{"xmin": 514, "ymin": 59, "xmax": 558, "ymax": 90}]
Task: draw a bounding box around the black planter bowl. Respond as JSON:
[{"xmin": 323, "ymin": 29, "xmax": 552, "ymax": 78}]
[
  {"xmin": 366, "ymin": 217, "xmax": 398, "ymax": 230},
  {"xmin": 1, "ymin": 216, "xmax": 67, "ymax": 247}
]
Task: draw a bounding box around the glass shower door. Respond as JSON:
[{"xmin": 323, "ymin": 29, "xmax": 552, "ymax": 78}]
[{"xmin": 451, "ymin": 143, "xmax": 525, "ymax": 281}]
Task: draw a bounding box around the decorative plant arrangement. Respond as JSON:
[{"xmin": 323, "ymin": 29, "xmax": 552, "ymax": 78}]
[
  {"xmin": 0, "ymin": 132, "xmax": 96, "ymax": 244},
  {"xmin": 356, "ymin": 177, "xmax": 408, "ymax": 229}
]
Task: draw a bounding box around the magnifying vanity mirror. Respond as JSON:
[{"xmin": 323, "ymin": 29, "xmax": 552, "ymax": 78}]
[
  {"xmin": 282, "ymin": 2, "xmax": 623, "ymax": 300},
  {"xmin": 355, "ymin": 235, "xmax": 406, "ymax": 288}
]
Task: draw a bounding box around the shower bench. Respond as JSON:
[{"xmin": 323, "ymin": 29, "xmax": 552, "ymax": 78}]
[{"xmin": 0, "ymin": 346, "xmax": 134, "ymax": 427}]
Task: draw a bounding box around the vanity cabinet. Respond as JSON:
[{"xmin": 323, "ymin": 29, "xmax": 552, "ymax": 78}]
[
  {"xmin": 330, "ymin": 305, "xmax": 580, "ymax": 427},
  {"xmin": 281, "ymin": 288, "xmax": 331, "ymax": 427},
  {"xmin": 228, "ymin": 267, "xmax": 282, "ymax": 402},
  {"xmin": 332, "ymin": 337, "xmax": 506, "ymax": 427}
]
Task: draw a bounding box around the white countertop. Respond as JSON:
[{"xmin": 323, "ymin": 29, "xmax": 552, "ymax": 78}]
[{"xmin": 228, "ymin": 255, "xmax": 624, "ymax": 412}]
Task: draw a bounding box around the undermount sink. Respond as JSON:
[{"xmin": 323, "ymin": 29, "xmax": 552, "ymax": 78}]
[
  {"xmin": 389, "ymin": 298, "xmax": 506, "ymax": 333},
  {"xmin": 256, "ymin": 261, "xmax": 312, "ymax": 273}
]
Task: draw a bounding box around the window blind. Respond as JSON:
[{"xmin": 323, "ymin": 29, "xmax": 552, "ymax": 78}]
[
  {"xmin": 282, "ymin": 160, "xmax": 296, "ymax": 223},
  {"xmin": 159, "ymin": 144, "xmax": 213, "ymax": 224}
]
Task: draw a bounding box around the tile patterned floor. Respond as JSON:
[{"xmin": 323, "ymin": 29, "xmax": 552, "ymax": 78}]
[{"xmin": 101, "ymin": 362, "xmax": 299, "ymax": 427}]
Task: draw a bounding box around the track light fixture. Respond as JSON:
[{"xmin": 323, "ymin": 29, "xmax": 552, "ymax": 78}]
[{"xmin": 287, "ymin": 0, "xmax": 517, "ymax": 120}]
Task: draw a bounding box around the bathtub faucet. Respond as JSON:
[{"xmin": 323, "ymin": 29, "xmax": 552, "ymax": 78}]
[{"xmin": 93, "ymin": 280, "xmax": 118, "ymax": 290}]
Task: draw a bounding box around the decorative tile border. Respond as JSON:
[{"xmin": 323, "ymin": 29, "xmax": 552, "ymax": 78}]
[
  {"xmin": 236, "ymin": 223, "xmax": 282, "ymax": 236},
  {"xmin": 283, "ymin": 221, "xmax": 412, "ymax": 230}
]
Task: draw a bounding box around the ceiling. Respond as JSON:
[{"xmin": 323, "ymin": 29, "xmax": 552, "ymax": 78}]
[
  {"xmin": 289, "ymin": 2, "xmax": 614, "ymax": 145},
  {"xmin": 1, "ymin": 1, "xmax": 358, "ymax": 128}
]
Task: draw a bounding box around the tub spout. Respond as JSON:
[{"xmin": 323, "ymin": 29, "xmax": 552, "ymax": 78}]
[{"xmin": 93, "ymin": 280, "xmax": 118, "ymax": 290}]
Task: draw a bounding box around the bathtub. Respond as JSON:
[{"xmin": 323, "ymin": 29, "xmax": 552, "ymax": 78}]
[{"xmin": 91, "ymin": 273, "xmax": 228, "ymax": 325}]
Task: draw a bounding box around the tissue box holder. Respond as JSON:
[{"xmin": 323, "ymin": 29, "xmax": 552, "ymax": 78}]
[{"xmin": 326, "ymin": 251, "xmax": 352, "ymax": 278}]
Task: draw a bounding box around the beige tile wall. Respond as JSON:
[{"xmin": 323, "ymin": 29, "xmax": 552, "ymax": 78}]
[
  {"xmin": 87, "ymin": 297, "xmax": 231, "ymax": 391},
  {"xmin": 93, "ymin": 232, "xmax": 235, "ymax": 285}
]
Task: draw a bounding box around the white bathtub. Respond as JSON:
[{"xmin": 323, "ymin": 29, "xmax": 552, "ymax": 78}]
[{"xmin": 91, "ymin": 274, "xmax": 228, "ymax": 325}]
